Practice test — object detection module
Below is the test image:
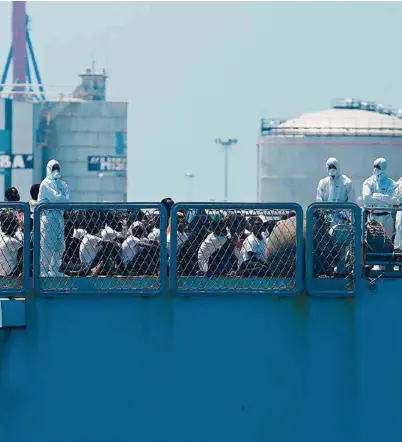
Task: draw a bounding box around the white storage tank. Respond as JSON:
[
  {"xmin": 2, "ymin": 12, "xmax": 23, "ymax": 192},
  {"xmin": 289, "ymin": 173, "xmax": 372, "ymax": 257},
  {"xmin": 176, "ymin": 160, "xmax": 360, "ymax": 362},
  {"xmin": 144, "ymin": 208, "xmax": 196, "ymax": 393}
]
[{"xmin": 258, "ymin": 99, "xmax": 402, "ymax": 209}]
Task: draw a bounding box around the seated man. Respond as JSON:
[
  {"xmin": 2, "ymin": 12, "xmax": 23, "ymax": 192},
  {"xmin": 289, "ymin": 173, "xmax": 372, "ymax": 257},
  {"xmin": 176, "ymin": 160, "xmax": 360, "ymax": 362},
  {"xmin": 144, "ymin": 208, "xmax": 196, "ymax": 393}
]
[
  {"xmin": 69, "ymin": 224, "xmax": 121, "ymax": 276},
  {"xmin": 237, "ymin": 216, "xmax": 271, "ymax": 277},
  {"xmin": 197, "ymin": 216, "xmax": 239, "ymax": 276},
  {"xmin": 0, "ymin": 212, "xmax": 23, "ymax": 277},
  {"xmin": 239, "ymin": 217, "xmax": 268, "ymax": 265},
  {"xmin": 177, "ymin": 213, "xmax": 211, "ymax": 276},
  {"xmin": 120, "ymin": 222, "xmax": 160, "ymax": 275}
]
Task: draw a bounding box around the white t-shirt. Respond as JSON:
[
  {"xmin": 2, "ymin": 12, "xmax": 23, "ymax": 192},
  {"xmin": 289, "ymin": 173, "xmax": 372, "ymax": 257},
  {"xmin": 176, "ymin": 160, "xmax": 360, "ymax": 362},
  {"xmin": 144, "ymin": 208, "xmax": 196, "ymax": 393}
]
[
  {"xmin": 239, "ymin": 234, "xmax": 267, "ymax": 266},
  {"xmin": 0, "ymin": 235, "xmax": 22, "ymax": 276},
  {"xmin": 198, "ymin": 233, "xmax": 228, "ymax": 273},
  {"xmin": 120, "ymin": 236, "xmax": 146, "ymax": 265},
  {"xmin": 73, "ymin": 229, "xmax": 103, "ymax": 267},
  {"xmin": 148, "ymin": 228, "xmax": 161, "ymax": 242}
]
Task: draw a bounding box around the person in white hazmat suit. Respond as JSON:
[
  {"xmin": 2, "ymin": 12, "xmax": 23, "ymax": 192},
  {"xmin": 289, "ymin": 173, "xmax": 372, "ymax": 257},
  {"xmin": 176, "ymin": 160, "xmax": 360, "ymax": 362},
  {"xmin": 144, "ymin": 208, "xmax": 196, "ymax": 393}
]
[
  {"xmin": 316, "ymin": 157, "xmax": 355, "ymax": 274},
  {"xmin": 394, "ymin": 177, "xmax": 402, "ymax": 250},
  {"xmin": 38, "ymin": 160, "xmax": 70, "ymax": 277},
  {"xmin": 363, "ymin": 158, "xmax": 399, "ymax": 238},
  {"xmin": 363, "ymin": 158, "xmax": 400, "ymax": 271},
  {"xmin": 316, "ymin": 158, "xmax": 355, "ymax": 206}
]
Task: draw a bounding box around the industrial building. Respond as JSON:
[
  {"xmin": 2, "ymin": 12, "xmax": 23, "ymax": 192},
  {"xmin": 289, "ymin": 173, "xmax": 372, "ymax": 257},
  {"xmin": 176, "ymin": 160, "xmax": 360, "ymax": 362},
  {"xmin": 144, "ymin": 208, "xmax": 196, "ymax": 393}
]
[
  {"xmin": 258, "ymin": 99, "xmax": 402, "ymax": 209},
  {"xmin": 0, "ymin": 2, "xmax": 127, "ymax": 202}
]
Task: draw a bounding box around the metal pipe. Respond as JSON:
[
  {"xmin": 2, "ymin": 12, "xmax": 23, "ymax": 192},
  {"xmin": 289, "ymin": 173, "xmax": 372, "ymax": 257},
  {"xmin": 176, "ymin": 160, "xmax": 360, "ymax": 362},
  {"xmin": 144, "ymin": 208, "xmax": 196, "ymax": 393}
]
[
  {"xmin": 224, "ymin": 148, "xmax": 228, "ymax": 202},
  {"xmin": 26, "ymin": 30, "xmax": 45, "ymax": 100},
  {"xmin": 184, "ymin": 173, "xmax": 195, "ymax": 202},
  {"xmin": 0, "ymin": 46, "xmax": 13, "ymax": 92},
  {"xmin": 215, "ymin": 138, "xmax": 238, "ymax": 202},
  {"xmin": 12, "ymin": 1, "xmax": 27, "ymax": 98},
  {"xmin": 256, "ymin": 143, "xmax": 260, "ymax": 202}
]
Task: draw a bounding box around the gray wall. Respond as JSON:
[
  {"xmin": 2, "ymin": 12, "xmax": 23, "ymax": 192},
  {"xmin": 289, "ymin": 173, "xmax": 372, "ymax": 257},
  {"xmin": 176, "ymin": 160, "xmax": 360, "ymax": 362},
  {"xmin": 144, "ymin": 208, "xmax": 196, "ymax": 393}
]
[{"xmin": 45, "ymin": 101, "xmax": 127, "ymax": 202}]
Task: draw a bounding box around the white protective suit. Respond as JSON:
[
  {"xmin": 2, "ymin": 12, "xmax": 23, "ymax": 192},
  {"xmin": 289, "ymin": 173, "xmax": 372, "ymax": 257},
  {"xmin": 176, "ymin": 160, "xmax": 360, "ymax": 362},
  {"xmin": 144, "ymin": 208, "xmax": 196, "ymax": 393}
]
[
  {"xmin": 316, "ymin": 158, "xmax": 355, "ymax": 223},
  {"xmin": 362, "ymin": 157, "xmax": 400, "ymax": 240},
  {"xmin": 394, "ymin": 177, "xmax": 402, "ymax": 248},
  {"xmin": 316, "ymin": 158, "xmax": 355, "ymax": 274},
  {"xmin": 38, "ymin": 160, "xmax": 70, "ymax": 277},
  {"xmin": 317, "ymin": 158, "xmax": 354, "ymax": 203}
]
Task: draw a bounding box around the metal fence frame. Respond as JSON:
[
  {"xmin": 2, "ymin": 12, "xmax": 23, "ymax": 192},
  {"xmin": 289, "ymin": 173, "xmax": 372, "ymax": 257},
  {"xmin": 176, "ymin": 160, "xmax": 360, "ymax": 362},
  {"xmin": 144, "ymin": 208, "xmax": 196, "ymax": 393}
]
[
  {"xmin": 169, "ymin": 202, "xmax": 304, "ymax": 296},
  {"xmin": 33, "ymin": 202, "xmax": 168, "ymax": 296},
  {"xmin": 362, "ymin": 206, "xmax": 402, "ymax": 278},
  {"xmin": 0, "ymin": 202, "xmax": 30, "ymax": 296},
  {"xmin": 306, "ymin": 202, "xmax": 362, "ymax": 296}
]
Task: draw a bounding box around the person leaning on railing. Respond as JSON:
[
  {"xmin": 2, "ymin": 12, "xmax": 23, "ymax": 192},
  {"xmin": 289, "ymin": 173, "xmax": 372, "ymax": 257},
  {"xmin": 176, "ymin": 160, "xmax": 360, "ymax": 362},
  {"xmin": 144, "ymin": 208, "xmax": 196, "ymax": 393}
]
[
  {"xmin": 363, "ymin": 158, "xmax": 400, "ymax": 272},
  {"xmin": 393, "ymin": 176, "xmax": 402, "ymax": 250},
  {"xmin": 362, "ymin": 158, "xmax": 399, "ymax": 240},
  {"xmin": 316, "ymin": 157, "xmax": 355, "ymax": 275}
]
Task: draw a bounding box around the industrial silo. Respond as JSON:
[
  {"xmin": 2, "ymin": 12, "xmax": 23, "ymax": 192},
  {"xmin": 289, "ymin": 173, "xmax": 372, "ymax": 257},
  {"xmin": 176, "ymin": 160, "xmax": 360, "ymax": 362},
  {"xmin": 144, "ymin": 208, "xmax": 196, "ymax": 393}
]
[
  {"xmin": 258, "ymin": 99, "xmax": 402, "ymax": 209},
  {"xmin": 40, "ymin": 69, "xmax": 127, "ymax": 202}
]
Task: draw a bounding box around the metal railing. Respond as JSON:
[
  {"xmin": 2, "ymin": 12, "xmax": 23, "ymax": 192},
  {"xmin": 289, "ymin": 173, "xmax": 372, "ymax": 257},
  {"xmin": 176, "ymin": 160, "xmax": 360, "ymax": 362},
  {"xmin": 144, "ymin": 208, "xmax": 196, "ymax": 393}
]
[
  {"xmin": 1, "ymin": 201, "xmax": 400, "ymax": 297},
  {"xmin": 169, "ymin": 203, "xmax": 304, "ymax": 295},
  {"xmin": 306, "ymin": 203, "xmax": 362, "ymax": 296},
  {"xmin": 363, "ymin": 206, "xmax": 402, "ymax": 278},
  {"xmin": 33, "ymin": 203, "xmax": 167, "ymax": 296}
]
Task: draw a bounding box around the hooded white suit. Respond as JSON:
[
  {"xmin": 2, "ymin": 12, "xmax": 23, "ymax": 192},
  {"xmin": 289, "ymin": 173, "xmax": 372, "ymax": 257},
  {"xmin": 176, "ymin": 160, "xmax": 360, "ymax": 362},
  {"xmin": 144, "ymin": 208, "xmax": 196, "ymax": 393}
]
[
  {"xmin": 316, "ymin": 158, "xmax": 355, "ymax": 274},
  {"xmin": 393, "ymin": 177, "xmax": 402, "ymax": 249},
  {"xmin": 316, "ymin": 158, "xmax": 355, "ymax": 224},
  {"xmin": 38, "ymin": 160, "xmax": 70, "ymax": 276},
  {"xmin": 316, "ymin": 158, "xmax": 354, "ymax": 204},
  {"xmin": 362, "ymin": 157, "xmax": 399, "ymax": 240}
]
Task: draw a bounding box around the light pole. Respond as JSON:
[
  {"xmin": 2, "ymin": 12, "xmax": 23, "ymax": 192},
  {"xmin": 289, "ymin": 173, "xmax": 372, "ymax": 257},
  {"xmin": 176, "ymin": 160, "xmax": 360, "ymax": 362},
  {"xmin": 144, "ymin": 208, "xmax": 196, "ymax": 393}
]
[
  {"xmin": 98, "ymin": 173, "xmax": 105, "ymax": 202},
  {"xmin": 215, "ymin": 138, "xmax": 238, "ymax": 202},
  {"xmin": 184, "ymin": 173, "xmax": 195, "ymax": 201}
]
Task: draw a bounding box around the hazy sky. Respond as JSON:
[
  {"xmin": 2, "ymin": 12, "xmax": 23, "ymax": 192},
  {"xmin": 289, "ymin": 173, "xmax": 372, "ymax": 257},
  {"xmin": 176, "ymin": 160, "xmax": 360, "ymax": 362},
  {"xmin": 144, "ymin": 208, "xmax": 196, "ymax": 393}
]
[{"xmin": 0, "ymin": 1, "xmax": 401, "ymax": 202}]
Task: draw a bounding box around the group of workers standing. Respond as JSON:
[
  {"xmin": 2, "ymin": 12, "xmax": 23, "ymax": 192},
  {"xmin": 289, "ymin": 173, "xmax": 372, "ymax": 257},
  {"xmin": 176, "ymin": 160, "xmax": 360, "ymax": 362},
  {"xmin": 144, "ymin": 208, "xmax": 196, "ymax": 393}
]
[{"xmin": 316, "ymin": 156, "xmax": 402, "ymax": 247}]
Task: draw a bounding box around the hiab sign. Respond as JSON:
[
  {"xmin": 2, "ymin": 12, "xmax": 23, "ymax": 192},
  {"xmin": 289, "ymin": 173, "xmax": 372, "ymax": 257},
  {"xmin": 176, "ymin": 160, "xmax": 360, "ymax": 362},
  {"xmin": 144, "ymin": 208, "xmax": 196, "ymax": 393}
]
[
  {"xmin": 88, "ymin": 156, "xmax": 126, "ymax": 172},
  {"xmin": 0, "ymin": 154, "xmax": 34, "ymax": 169}
]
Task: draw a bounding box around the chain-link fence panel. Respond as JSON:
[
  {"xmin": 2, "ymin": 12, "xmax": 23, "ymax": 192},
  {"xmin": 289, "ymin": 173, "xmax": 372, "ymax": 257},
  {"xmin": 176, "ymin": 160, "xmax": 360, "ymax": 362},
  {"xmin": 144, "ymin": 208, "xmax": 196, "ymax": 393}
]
[
  {"xmin": 169, "ymin": 203, "xmax": 303, "ymax": 295},
  {"xmin": 0, "ymin": 203, "xmax": 30, "ymax": 295},
  {"xmin": 363, "ymin": 207, "xmax": 402, "ymax": 277},
  {"xmin": 33, "ymin": 203, "xmax": 167, "ymax": 295},
  {"xmin": 306, "ymin": 203, "xmax": 362, "ymax": 296}
]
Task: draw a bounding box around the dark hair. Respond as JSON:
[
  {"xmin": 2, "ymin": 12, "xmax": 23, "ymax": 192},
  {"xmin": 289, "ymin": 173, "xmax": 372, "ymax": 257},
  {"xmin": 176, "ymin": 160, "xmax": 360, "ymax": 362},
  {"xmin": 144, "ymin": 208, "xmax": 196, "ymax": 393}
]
[
  {"xmin": 0, "ymin": 212, "xmax": 18, "ymax": 236},
  {"xmin": 281, "ymin": 211, "xmax": 297, "ymax": 221},
  {"xmin": 227, "ymin": 213, "xmax": 247, "ymax": 234},
  {"xmin": 211, "ymin": 218, "xmax": 227, "ymax": 236},
  {"xmin": 5, "ymin": 187, "xmax": 20, "ymax": 202},
  {"xmin": 30, "ymin": 184, "xmax": 40, "ymax": 201}
]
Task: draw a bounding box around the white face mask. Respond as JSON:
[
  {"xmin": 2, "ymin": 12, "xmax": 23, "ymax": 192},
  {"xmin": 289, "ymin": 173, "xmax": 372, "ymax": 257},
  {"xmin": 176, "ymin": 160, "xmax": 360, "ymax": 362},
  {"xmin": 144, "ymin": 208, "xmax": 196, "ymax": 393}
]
[
  {"xmin": 52, "ymin": 170, "xmax": 61, "ymax": 179},
  {"xmin": 328, "ymin": 168, "xmax": 337, "ymax": 177},
  {"xmin": 374, "ymin": 168, "xmax": 382, "ymax": 178}
]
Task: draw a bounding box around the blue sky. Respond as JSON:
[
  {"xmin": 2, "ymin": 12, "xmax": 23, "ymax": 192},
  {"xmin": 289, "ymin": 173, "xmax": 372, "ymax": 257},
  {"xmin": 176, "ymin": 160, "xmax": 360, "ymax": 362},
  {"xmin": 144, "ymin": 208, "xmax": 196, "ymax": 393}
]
[{"xmin": 1, "ymin": 1, "xmax": 401, "ymax": 202}]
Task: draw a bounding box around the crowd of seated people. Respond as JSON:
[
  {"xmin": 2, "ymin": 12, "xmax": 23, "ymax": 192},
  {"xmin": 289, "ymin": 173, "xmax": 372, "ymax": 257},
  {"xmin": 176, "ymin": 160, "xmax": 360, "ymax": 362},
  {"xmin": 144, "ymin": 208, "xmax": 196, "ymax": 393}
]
[{"xmin": 0, "ymin": 193, "xmax": 300, "ymax": 278}]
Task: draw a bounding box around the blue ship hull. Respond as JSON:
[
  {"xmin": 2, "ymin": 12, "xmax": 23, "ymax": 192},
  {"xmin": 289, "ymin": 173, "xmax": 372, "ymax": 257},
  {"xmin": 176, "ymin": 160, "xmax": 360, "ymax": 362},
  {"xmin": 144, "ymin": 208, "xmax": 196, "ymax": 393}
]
[
  {"xmin": 0, "ymin": 201, "xmax": 398, "ymax": 442},
  {"xmin": 0, "ymin": 280, "xmax": 401, "ymax": 442}
]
